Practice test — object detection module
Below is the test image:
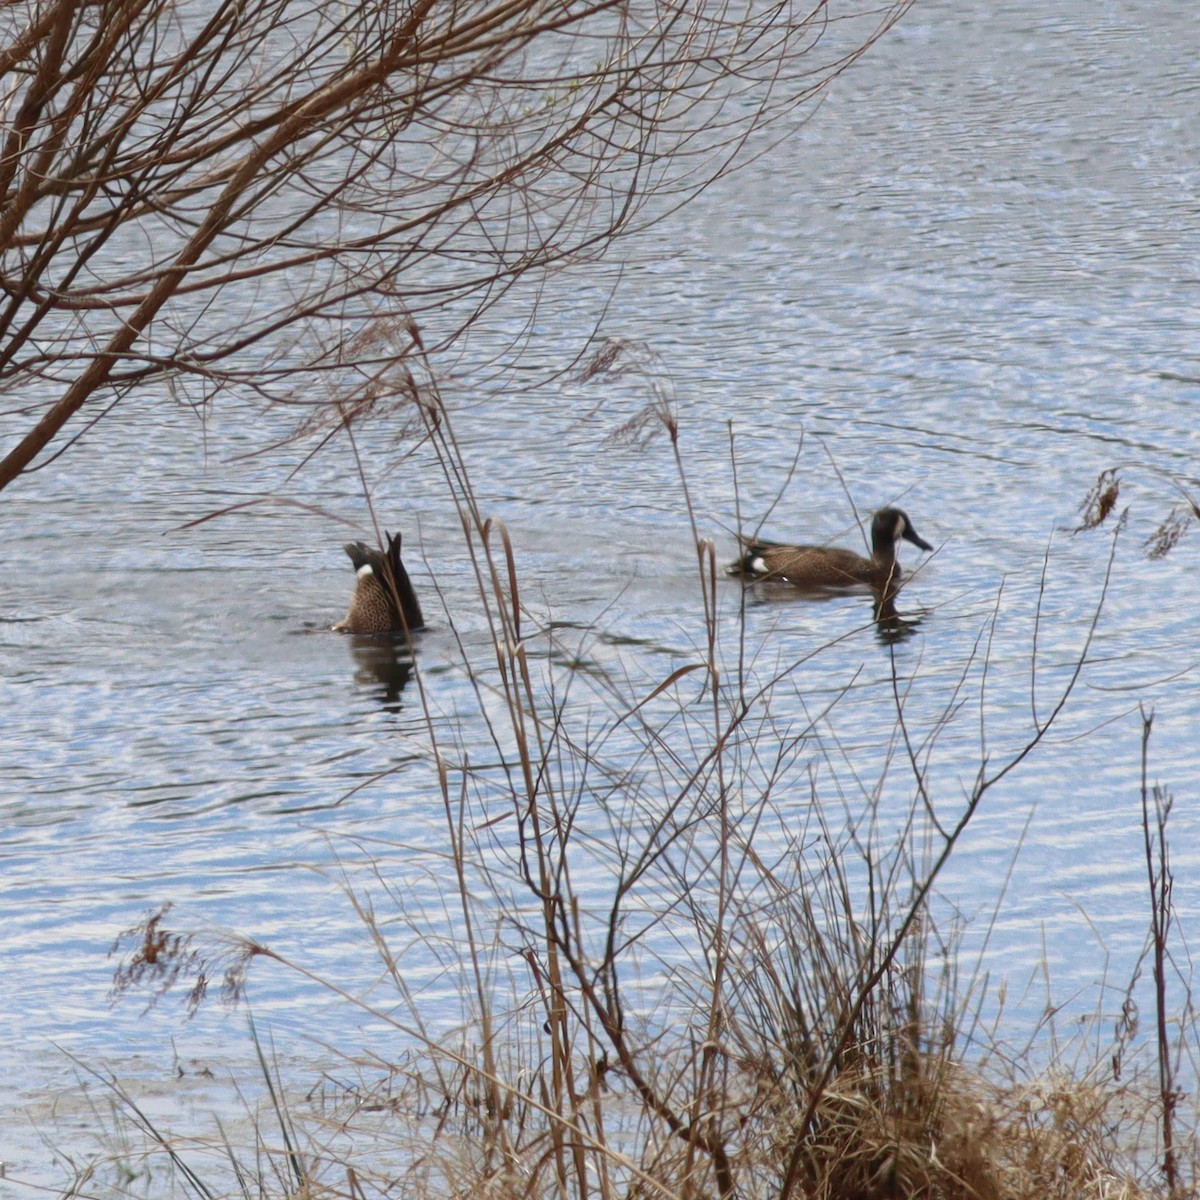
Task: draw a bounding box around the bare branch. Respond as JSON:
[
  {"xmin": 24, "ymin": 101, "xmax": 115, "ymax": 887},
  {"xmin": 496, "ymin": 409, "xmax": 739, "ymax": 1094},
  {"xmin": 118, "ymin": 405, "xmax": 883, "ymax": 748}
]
[{"xmin": 0, "ymin": 0, "xmax": 911, "ymax": 489}]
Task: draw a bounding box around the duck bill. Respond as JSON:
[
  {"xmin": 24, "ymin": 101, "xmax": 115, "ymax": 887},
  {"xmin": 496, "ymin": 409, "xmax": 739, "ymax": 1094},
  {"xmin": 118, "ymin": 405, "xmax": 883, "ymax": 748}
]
[{"xmin": 904, "ymin": 526, "xmax": 933, "ymax": 552}]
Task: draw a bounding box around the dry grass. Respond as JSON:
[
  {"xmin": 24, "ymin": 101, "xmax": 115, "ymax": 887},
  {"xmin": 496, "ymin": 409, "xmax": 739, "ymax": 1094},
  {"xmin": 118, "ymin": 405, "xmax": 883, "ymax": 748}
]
[
  {"xmin": 1074, "ymin": 465, "xmax": 1200, "ymax": 561},
  {"xmin": 79, "ymin": 411, "xmax": 1199, "ymax": 1200}
]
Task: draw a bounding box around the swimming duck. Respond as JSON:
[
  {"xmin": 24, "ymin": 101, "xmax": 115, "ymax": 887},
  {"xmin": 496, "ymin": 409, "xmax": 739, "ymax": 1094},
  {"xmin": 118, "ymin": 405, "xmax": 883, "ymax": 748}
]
[
  {"xmin": 729, "ymin": 507, "xmax": 932, "ymax": 592},
  {"xmin": 333, "ymin": 531, "xmax": 424, "ymax": 634}
]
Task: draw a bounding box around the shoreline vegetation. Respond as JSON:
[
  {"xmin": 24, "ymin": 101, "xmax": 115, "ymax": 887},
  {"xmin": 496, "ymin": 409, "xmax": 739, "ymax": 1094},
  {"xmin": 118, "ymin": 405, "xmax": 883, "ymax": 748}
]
[
  {"xmin": 3, "ymin": 0, "xmax": 1196, "ymax": 1193},
  {"xmin": 86, "ymin": 399, "xmax": 1197, "ymax": 1200}
]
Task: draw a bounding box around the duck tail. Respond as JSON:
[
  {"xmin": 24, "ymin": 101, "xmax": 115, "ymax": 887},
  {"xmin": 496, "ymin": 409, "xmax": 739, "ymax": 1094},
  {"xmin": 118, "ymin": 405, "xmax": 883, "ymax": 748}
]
[
  {"xmin": 727, "ymin": 542, "xmax": 772, "ymax": 578},
  {"xmin": 383, "ymin": 531, "xmax": 425, "ymax": 631}
]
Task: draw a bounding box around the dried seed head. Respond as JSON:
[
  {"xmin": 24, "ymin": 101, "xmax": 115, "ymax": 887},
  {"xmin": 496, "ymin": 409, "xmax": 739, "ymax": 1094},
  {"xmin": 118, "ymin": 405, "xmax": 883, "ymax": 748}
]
[{"xmin": 1074, "ymin": 469, "xmax": 1121, "ymax": 532}]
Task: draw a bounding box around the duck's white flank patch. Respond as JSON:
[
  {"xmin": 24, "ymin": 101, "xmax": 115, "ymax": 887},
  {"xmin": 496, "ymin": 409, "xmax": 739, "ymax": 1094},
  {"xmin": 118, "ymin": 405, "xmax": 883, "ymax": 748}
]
[{"xmin": 356, "ymin": 564, "xmax": 375, "ymax": 579}]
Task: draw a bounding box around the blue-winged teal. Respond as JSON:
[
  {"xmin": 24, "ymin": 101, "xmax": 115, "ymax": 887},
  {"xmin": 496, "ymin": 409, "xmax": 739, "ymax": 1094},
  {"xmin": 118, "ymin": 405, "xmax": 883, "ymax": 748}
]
[
  {"xmin": 730, "ymin": 507, "xmax": 932, "ymax": 591},
  {"xmin": 333, "ymin": 531, "xmax": 424, "ymax": 634}
]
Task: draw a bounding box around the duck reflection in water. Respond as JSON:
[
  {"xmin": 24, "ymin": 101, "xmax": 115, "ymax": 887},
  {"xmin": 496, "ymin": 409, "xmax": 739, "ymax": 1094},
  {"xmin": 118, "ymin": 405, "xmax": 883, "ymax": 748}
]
[
  {"xmin": 871, "ymin": 589, "xmax": 925, "ymax": 645},
  {"xmin": 344, "ymin": 634, "xmax": 417, "ymax": 710},
  {"xmin": 333, "ymin": 531, "xmax": 424, "ymax": 710}
]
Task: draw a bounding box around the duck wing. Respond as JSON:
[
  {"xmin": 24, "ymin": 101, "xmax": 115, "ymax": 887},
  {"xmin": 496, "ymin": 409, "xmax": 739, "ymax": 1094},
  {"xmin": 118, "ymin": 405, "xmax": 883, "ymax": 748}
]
[{"xmin": 730, "ymin": 540, "xmax": 877, "ymax": 586}]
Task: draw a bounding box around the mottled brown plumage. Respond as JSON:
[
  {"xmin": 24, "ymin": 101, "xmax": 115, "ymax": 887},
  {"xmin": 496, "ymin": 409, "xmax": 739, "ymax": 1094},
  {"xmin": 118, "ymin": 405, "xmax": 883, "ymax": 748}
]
[
  {"xmin": 730, "ymin": 508, "xmax": 932, "ymax": 592},
  {"xmin": 333, "ymin": 531, "xmax": 424, "ymax": 634}
]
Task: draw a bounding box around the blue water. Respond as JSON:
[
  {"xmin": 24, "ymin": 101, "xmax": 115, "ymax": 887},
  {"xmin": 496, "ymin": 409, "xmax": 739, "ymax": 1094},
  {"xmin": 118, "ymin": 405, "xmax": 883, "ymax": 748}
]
[{"xmin": 2, "ymin": 0, "xmax": 1198, "ymax": 1184}]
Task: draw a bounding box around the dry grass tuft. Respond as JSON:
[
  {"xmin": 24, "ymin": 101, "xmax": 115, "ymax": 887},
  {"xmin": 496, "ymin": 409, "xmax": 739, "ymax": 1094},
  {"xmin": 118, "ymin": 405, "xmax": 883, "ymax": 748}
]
[
  {"xmin": 980, "ymin": 1074, "xmax": 1165, "ymax": 1200},
  {"xmin": 1144, "ymin": 502, "xmax": 1196, "ymax": 560},
  {"xmin": 109, "ymin": 902, "xmax": 269, "ymax": 1017},
  {"xmin": 1075, "ymin": 468, "xmax": 1122, "ymax": 532},
  {"xmin": 1075, "ymin": 466, "xmax": 1200, "ymax": 561},
  {"xmin": 91, "ymin": 421, "xmax": 1197, "ymax": 1200},
  {"xmin": 575, "ymin": 337, "xmax": 679, "ymax": 444},
  {"xmin": 704, "ymin": 1059, "xmax": 1174, "ymax": 1200}
]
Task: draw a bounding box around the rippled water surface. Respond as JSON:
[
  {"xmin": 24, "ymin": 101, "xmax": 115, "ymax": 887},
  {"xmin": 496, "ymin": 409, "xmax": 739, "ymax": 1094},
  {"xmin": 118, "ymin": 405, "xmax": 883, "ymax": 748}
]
[{"xmin": 4, "ymin": 0, "xmax": 1200, "ymax": 1182}]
